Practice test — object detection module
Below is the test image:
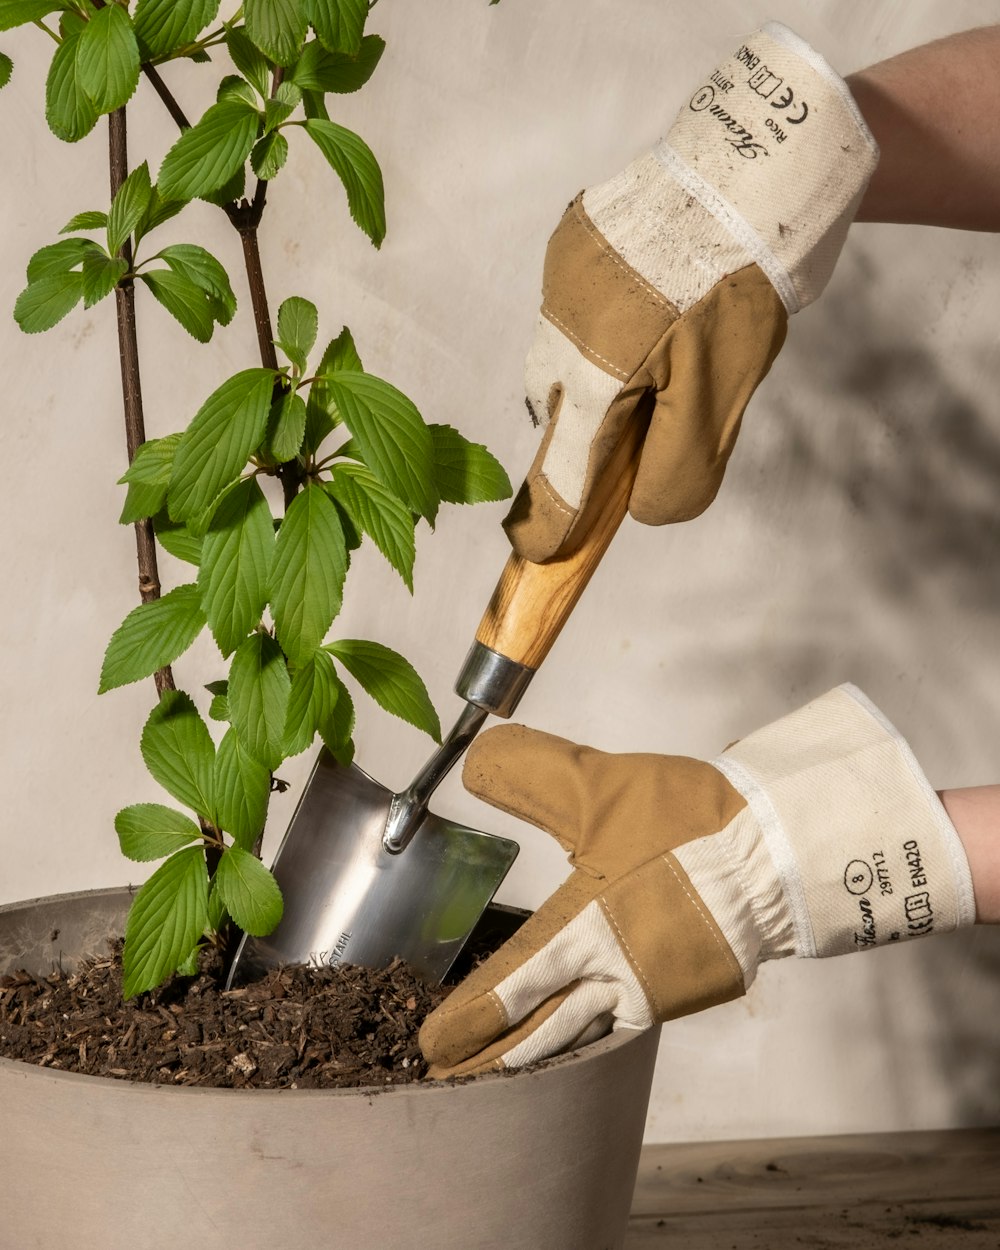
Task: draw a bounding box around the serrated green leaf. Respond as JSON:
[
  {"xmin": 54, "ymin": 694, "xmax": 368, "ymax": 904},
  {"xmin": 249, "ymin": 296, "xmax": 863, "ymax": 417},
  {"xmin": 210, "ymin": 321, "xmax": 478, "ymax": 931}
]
[
  {"xmin": 303, "ymin": 325, "xmax": 361, "ymax": 453},
  {"xmin": 318, "ymin": 371, "xmax": 437, "ymax": 519},
  {"xmin": 140, "ymin": 689, "xmax": 216, "ymax": 816},
  {"xmin": 120, "ymin": 435, "xmax": 181, "ymax": 523},
  {"xmin": 199, "ymin": 163, "xmax": 247, "ymax": 207},
  {"xmin": 158, "ymin": 98, "xmax": 260, "ymax": 202},
  {"xmin": 133, "ymin": 186, "xmax": 185, "ymax": 247},
  {"xmin": 60, "ymin": 210, "xmax": 107, "ymax": 233},
  {"xmin": 430, "ymin": 424, "xmax": 512, "ymax": 506},
  {"xmin": 228, "ymin": 632, "xmax": 291, "ymax": 770},
  {"xmin": 226, "ymin": 26, "xmax": 271, "ymax": 97},
  {"xmin": 213, "ymin": 726, "xmax": 270, "ymax": 847},
  {"xmin": 123, "ymin": 846, "xmax": 209, "ymax": 996},
  {"xmin": 245, "ymin": 0, "xmax": 308, "ymax": 66},
  {"xmin": 266, "ymin": 388, "xmax": 307, "ymax": 461},
  {"xmin": 217, "ymin": 73, "xmax": 257, "ymax": 106},
  {"xmin": 302, "ymin": 0, "xmax": 365, "ymax": 54},
  {"xmin": 81, "ymin": 253, "xmax": 127, "ymax": 309},
  {"xmin": 45, "ymin": 21, "xmax": 98, "ymax": 142},
  {"xmin": 100, "ymin": 583, "xmax": 207, "ymax": 693},
  {"xmin": 121, "ymin": 479, "xmax": 167, "ymax": 524},
  {"xmin": 275, "ymin": 295, "xmax": 317, "ymax": 371},
  {"xmin": 168, "ymin": 368, "xmax": 276, "ymax": 521},
  {"xmin": 106, "ymin": 162, "xmax": 153, "ymax": 255},
  {"xmin": 326, "ymin": 639, "xmax": 441, "ymax": 742},
  {"xmin": 155, "ymin": 243, "xmax": 236, "ymax": 326},
  {"xmin": 133, "ymin": 0, "xmax": 220, "ymax": 60},
  {"xmin": 198, "ymin": 477, "xmax": 274, "ymax": 656},
  {"xmin": 301, "ymin": 88, "xmax": 328, "ymax": 120},
  {"xmin": 115, "ymin": 803, "xmax": 203, "ymax": 862},
  {"xmin": 208, "ymin": 692, "xmax": 229, "ymax": 721},
  {"xmin": 0, "ymin": 2, "xmax": 65, "ymax": 32},
  {"xmin": 302, "ymin": 118, "xmax": 384, "ymax": 247},
  {"xmin": 263, "ymin": 90, "xmax": 297, "ymax": 133},
  {"xmin": 213, "ymin": 847, "xmax": 283, "ymax": 936},
  {"xmin": 283, "ymin": 647, "xmax": 339, "ymax": 756},
  {"xmin": 0, "ymin": 53, "xmax": 12, "ymax": 89},
  {"xmin": 140, "ymin": 269, "xmax": 216, "ymax": 343},
  {"xmin": 270, "ymin": 485, "xmax": 347, "ymax": 664},
  {"xmin": 153, "ymin": 510, "xmax": 203, "ymax": 565},
  {"xmin": 14, "ymin": 272, "xmax": 83, "ymax": 333},
  {"xmin": 326, "ymin": 462, "xmax": 415, "ymax": 590},
  {"xmin": 25, "ymin": 237, "xmax": 97, "ymax": 283},
  {"xmin": 77, "ymin": 3, "xmax": 140, "ymax": 115},
  {"xmin": 318, "ymin": 666, "xmax": 354, "ymax": 762},
  {"xmin": 251, "ymin": 129, "xmax": 288, "ymax": 180},
  {"xmin": 290, "ymin": 33, "xmax": 382, "ymax": 93},
  {"xmin": 207, "ymin": 878, "xmax": 228, "ymax": 932}
]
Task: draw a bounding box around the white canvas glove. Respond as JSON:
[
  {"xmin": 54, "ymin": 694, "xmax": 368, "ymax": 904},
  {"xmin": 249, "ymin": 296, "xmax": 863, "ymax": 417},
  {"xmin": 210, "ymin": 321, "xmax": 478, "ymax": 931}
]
[
  {"xmin": 506, "ymin": 22, "xmax": 879, "ymax": 562},
  {"xmin": 420, "ymin": 686, "xmax": 975, "ymax": 1077}
]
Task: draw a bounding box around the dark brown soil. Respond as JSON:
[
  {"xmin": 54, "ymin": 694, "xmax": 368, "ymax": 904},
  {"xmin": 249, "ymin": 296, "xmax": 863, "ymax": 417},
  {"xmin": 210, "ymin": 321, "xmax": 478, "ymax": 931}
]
[{"xmin": 0, "ymin": 908, "xmax": 526, "ymax": 1090}]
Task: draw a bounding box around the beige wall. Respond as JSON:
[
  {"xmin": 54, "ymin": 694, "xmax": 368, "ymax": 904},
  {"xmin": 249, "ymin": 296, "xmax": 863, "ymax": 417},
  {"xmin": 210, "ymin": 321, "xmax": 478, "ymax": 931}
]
[{"xmin": 2, "ymin": 1, "xmax": 999, "ymax": 1141}]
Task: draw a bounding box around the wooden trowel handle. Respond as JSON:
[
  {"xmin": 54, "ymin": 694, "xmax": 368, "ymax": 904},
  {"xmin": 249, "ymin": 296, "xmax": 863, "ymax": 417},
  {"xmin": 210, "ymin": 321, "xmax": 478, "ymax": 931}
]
[{"xmin": 475, "ymin": 416, "xmax": 646, "ymax": 672}]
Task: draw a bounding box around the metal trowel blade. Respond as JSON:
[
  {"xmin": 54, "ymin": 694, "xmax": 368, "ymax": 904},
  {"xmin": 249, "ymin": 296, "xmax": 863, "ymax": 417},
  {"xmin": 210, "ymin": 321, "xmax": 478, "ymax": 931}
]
[{"xmin": 226, "ymin": 750, "xmax": 519, "ymax": 989}]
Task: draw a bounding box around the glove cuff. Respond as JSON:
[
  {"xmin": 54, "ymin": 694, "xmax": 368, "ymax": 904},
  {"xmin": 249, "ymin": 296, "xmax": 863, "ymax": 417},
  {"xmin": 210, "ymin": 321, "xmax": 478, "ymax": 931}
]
[{"xmin": 713, "ymin": 684, "xmax": 976, "ymax": 959}]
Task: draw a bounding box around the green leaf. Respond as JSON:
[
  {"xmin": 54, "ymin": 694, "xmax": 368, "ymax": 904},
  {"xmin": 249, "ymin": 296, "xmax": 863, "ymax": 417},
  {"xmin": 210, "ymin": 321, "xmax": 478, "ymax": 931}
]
[
  {"xmin": 319, "ymin": 371, "xmax": 437, "ymax": 519},
  {"xmin": 199, "ymin": 163, "xmax": 246, "ymax": 207},
  {"xmin": 154, "ymin": 243, "xmax": 236, "ymax": 326},
  {"xmin": 270, "ymin": 485, "xmax": 347, "ymax": 664},
  {"xmin": 263, "ymin": 83, "xmax": 299, "ymax": 132},
  {"xmin": 60, "ymin": 210, "xmax": 107, "ymax": 233},
  {"xmin": 0, "ymin": 2, "xmax": 66, "ymax": 31},
  {"xmin": 115, "ymin": 804, "xmax": 203, "ymax": 862},
  {"xmin": 45, "ymin": 20, "xmax": 98, "ymax": 142},
  {"xmin": 0, "ymin": 52, "xmax": 11, "ymax": 89},
  {"xmin": 326, "ymin": 639, "xmax": 441, "ymax": 742},
  {"xmin": 81, "ymin": 253, "xmax": 127, "ymax": 309},
  {"xmin": 119, "ymin": 434, "xmax": 181, "ymax": 523},
  {"xmin": 123, "ymin": 846, "xmax": 210, "ymax": 997},
  {"xmin": 25, "ymin": 237, "xmax": 97, "ymax": 282},
  {"xmin": 133, "ymin": 186, "xmax": 185, "ymax": 246},
  {"xmin": 153, "ymin": 511, "xmax": 203, "ymax": 565},
  {"xmin": 198, "ymin": 478, "xmax": 274, "ymax": 656},
  {"xmin": 14, "ymin": 272, "xmax": 83, "ymax": 333},
  {"xmin": 283, "ymin": 647, "xmax": 340, "ymax": 756},
  {"xmin": 276, "ymin": 295, "xmax": 317, "ymax": 371},
  {"xmin": 217, "ymin": 73, "xmax": 258, "ymax": 107},
  {"xmin": 208, "ymin": 693, "xmax": 229, "ymax": 722},
  {"xmin": 303, "ymin": 325, "xmax": 361, "ymax": 452},
  {"xmin": 139, "ymin": 269, "xmax": 216, "ymax": 342},
  {"xmin": 251, "ymin": 129, "xmax": 288, "ymax": 180},
  {"xmin": 290, "ymin": 34, "xmax": 382, "ymax": 93},
  {"xmin": 430, "ymin": 424, "xmax": 512, "ymax": 506},
  {"xmin": 106, "ymin": 163, "xmax": 152, "ymax": 256},
  {"xmin": 168, "ymin": 368, "xmax": 276, "ymax": 521},
  {"xmin": 213, "ymin": 726, "xmax": 270, "ymax": 847},
  {"xmin": 228, "ymin": 632, "xmax": 291, "ymax": 770},
  {"xmin": 207, "ymin": 878, "xmax": 228, "ymax": 933},
  {"xmin": 226, "ymin": 26, "xmax": 271, "ymax": 98},
  {"xmin": 302, "ymin": 0, "xmax": 365, "ymax": 54},
  {"xmin": 319, "ymin": 667, "xmax": 354, "ymax": 762},
  {"xmin": 245, "ymin": 0, "xmax": 308, "ymax": 66},
  {"xmin": 133, "ymin": 0, "xmax": 220, "ymax": 60},
  {"xmin": 266, "ymin": 389, "xmax": 307, "ymax": 461},
  {"xmin": 158, "ymin": 99, "xmax": 261, "ymax": 202},
  {"xmin": 213, "ymin": 847, "xmax": 283, "ymax": 936},
  {"xmin": 326, "ymin": 462, "xmax": 415, "ymax": 590},
  {"xmin": 140, "ymin": 689, "xmax": 216, "ymax": 816},
  {"xmin": 302, "ymin": 118, "xmax": 384, "ymax": 246},
  {"xmin": 100, "ymin": 583, "xmax": 207, "ymax": 693},
  {"xmin": 77, "ymin": 3, "xmax": 140, "ymax": 115}
]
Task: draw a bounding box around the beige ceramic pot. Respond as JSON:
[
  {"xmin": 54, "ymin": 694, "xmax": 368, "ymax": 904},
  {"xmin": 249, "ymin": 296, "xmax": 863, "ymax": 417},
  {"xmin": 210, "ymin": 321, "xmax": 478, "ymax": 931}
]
[{"xmin": 0, "ymin": 887, "xmax": 659, "ymax": 1250}]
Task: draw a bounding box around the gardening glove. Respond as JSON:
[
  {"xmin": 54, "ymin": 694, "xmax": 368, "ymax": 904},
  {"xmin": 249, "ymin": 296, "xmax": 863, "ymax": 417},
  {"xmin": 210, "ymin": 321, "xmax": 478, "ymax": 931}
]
[
  {"xmin": 420, "ymin": 684, "xmax": 975, "ymax": 1077},
  {"xmin": 506, "ymin": 22, "xmax": 879, "ymax": 562}
]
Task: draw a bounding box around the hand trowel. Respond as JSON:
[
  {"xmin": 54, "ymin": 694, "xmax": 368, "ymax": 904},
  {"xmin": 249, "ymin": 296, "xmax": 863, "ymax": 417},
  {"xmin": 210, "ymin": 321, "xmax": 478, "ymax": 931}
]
[{"xmin": 226, "ymin": 419, "xmax": 645, "ymax": 989}]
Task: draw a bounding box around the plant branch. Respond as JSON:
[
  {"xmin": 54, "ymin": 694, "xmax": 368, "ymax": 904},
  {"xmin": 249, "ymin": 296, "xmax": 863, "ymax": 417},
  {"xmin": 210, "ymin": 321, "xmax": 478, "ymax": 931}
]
[
  {"xmin": 141, "ymin": 62, "xmax": 191, "ymax": 130},
  {"xmin": 108, "ymin": 106, "xmax": 175, "ymax": 697}
]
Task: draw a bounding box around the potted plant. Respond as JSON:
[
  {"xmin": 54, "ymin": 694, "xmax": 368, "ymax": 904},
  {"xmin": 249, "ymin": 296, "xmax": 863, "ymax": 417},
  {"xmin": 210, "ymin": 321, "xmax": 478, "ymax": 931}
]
[{"xmin": 0, "ymin": 3, "xmax": 659, "ymax": 1246}]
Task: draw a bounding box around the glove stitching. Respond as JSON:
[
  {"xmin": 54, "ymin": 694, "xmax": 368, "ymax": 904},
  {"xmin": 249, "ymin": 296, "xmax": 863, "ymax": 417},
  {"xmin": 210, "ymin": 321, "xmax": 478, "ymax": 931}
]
[
  {"xmin": 538, "ymin": 473, "xmax": 575, "ymax": 518},
  {"xmin": 542, "ymin": 307, "xmax": 630, "ymax": 380},
  {"xmin": 572, "ymin": 198, "xmax": 674, "ymax": 312},
  {"xmin": 663, "ymin": 853, "xmax": 744, "ymax": 985},
  {"xmin": 598, "ymin": 895, "xmax": 657, "ymax": 1008}
]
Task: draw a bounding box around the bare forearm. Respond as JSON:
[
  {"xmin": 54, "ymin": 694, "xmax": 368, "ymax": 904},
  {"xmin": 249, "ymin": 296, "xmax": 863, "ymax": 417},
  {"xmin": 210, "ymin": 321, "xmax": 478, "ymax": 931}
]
[
  {"xmin": 939, "ymin": 786, "xmax": 1000, "ymax": 923},
  {"xmin": 847, "ymin": 26, "xmax": 1000, "ymax": 230}
]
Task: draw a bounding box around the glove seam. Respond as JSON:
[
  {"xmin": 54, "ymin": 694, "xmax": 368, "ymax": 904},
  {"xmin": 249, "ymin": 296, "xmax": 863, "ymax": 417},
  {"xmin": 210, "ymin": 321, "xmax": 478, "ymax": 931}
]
[
  {"xmin": 598, "ymin": 894, "xmax": 657, "ymax": 1008},
  {"xmin": 570, "ymin": 196, "xmax": 677, "ymax": 312},
  {"xmin": 537, "ymin": 472, "xmax": 576, "ymax": 518},
  {"xmin": 662, "ymin": 853, "xmax": 745, "ymax": 986},
  {"xmin": 540, "ymin": 307, "xmax": 630, "ymax": 380}
]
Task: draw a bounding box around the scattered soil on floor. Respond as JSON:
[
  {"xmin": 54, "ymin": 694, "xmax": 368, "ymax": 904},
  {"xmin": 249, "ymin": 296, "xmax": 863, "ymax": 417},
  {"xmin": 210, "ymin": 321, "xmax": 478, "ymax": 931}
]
[{"xmin": 0, "ymin": 942, "xmax": 464, "ymax": 1090}]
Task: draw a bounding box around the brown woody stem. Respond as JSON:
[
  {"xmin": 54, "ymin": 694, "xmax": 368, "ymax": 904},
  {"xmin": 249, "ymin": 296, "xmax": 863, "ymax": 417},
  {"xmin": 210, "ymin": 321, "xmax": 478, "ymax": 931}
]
[{"xmin": 108, "ymin": 107, "xmax": 175, "ymax": 696}]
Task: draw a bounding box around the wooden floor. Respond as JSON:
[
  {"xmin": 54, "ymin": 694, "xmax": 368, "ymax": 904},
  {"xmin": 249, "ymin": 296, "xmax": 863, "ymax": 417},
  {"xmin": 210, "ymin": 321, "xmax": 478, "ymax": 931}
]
[{"xmin": 625, "ymin": 1127, "xmax": 1000, "ymax": 1248}]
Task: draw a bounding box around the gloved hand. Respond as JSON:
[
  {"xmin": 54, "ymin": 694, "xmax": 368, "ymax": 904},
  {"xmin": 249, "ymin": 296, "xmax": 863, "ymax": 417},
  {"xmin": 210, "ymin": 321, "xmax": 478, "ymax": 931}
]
[
  {"xmin": 420, "ymin": 685, "xmax": 975, "ymax": 1077},
  {"xmin": 506, "ymin": 23, "xmax": 879, "ymax": 562}
]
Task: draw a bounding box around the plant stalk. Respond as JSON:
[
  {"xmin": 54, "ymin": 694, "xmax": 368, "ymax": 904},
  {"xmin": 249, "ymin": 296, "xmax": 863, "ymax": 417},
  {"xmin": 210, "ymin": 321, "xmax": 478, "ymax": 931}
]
[{"xmin": 108, "ymin": 107, "xmax": 175, "ymax": 697}]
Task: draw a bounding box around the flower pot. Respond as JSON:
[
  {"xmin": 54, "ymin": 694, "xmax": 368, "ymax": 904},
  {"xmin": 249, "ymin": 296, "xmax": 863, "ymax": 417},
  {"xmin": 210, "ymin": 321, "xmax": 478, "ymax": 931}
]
[{"xmin": 0, "ymin": 887, "xmax": 659, "ymax": 1250}]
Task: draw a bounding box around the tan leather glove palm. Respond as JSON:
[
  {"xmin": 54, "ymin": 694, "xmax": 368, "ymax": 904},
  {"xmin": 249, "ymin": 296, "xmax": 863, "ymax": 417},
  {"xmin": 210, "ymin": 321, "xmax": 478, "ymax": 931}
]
[
  {"xmin": 507, "ymin": 22, "xmax": 878, "ymax": 562},
  {"xmin": 420, "ymin": 686, "xmax": 975, "ymax": 1078}
]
